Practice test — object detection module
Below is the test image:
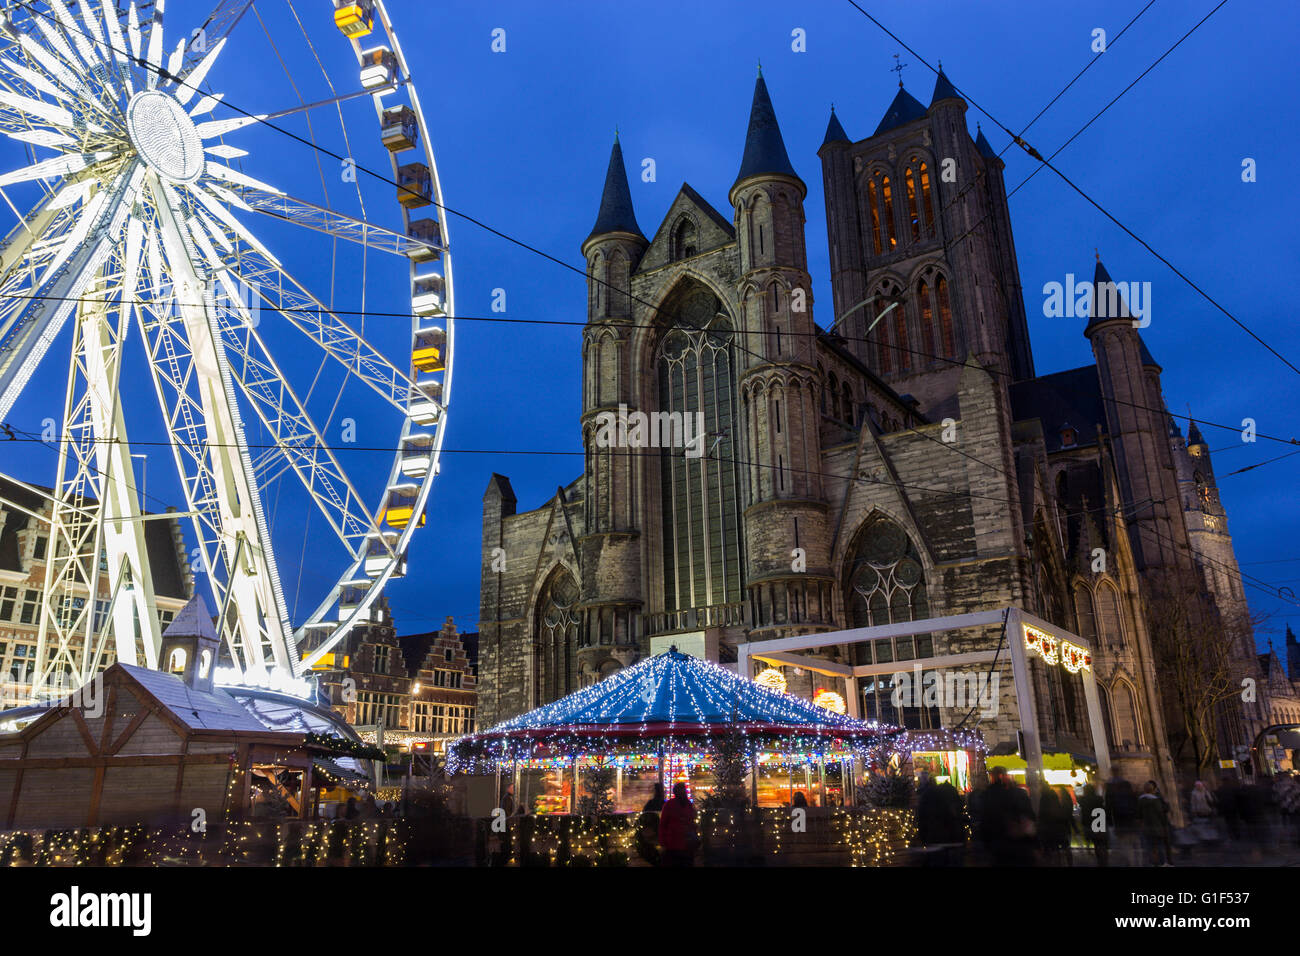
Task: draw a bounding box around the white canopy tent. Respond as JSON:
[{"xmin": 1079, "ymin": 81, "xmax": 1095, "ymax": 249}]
[{"xmin": 735, "ymin": 607, "xmax": 1111, "ymax": 796}]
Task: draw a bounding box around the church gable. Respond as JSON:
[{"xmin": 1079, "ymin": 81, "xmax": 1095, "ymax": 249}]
[{"xmin": 636, "ymin": 183, "xmax": 736, "ymax": 274}]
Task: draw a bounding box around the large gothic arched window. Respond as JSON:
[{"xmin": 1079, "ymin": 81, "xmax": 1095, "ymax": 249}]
[
  {"xmin": 657, "ymin": 289, "xmax": 742, "ymax": 612},
  {"xmin": 846, "ymin": 516, "xmax": 934, "ymax": 727},
  {"xmin": 535, "ymin": 569, "xmax": 580, "ymax": 705}
]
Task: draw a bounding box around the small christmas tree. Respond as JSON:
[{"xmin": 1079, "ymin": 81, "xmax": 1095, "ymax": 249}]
[
  {"xmin": 577, "ymin": 760, "xmax": 616, "ymax": 817},
  {"xmin": 864, "ymin": 766, "xmax": 914, "ymax": 808},
  {"xmin": 704, "ymin": 725, "xmax": 750, "ymax": 810}
]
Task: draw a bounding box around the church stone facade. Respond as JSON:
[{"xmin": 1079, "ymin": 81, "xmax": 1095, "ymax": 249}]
[{"xmin": 477, "ymin": 71, "xmax": 1258, "ymax": 789}]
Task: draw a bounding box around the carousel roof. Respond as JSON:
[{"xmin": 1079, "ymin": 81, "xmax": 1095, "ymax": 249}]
[{"xmin": 473, "ymin": 648, "xmax": 890, "ymax": 740}]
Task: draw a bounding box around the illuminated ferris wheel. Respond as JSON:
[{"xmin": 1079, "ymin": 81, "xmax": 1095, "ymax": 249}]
[{"xmin": 0, "ymin": 0, "xmax": 453, "ymax": 696}]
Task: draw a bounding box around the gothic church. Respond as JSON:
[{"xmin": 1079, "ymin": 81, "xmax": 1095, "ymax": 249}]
[{"xmin": 478, "ymin": 70, "xmax": 1259, "ymax": 789}]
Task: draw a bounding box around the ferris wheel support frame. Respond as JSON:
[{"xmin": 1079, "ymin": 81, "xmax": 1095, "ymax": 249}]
[{"xmin": 149, "ymin": 173, "xmax": 296, "ymax": 680}]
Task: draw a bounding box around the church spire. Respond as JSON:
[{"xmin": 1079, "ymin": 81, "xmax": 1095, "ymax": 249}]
[
  {"xmin": 732, "ymin": 72, "xmax": 800, "ymax": 192},
  {"xmin": 822, "ymin": 104, "xmax": 849, "ymax": 147},
  {"xmin": 586, "ymin": 134, "xmax": 644, "ymax": 243},
  {"xmin": 931, "ymin": 65, "xmax": 962, "ymax": 105}
]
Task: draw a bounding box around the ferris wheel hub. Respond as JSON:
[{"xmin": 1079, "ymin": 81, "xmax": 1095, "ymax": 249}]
[{"xmin": 125, "ymin": 90, "xmax": 205, "ymax": 185}]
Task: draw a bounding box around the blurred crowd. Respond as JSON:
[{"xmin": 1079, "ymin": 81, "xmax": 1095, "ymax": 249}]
[{"xmin": 913, "ymin": 767, "xmax": 1300, "ymax": 866}]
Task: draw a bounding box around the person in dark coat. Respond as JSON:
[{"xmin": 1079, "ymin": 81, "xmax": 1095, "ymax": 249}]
[
  {"xmin": 916, "ymin": 776, "xmax": 969, "ymax": 861},
  {"xmin": 979, "ymin": 766, "xmax": 1037, "ymax": 866},
  {"xmin": 1037, "ymin": 786, "xmax": 1070, "ymax": 865},
  {"xmin": 1079, "ymin": 783, "xmax": 1109, "ymax": 866},
  {"xmin": 1137, "ymin": 780, "xmax": 1173, "ymax": 866},
  {"xmin": 658, "ymin": 782, "xmax": 698, "ymax": 867},
  {"xmin": 1104, "ymin": 773, "xmax": 1138, "ymax": 864},
  {"xmin": 642, "ymin": 783, "xmax": 666, "ymax": 813},
  {"xmin": 1217, "ymin": 775, "xmax": 1243, "ymax": 841},
  {"xmin": 635, "ymin": 783, "xmax": 667, "ymax": 866},
  {"xmin": 791, "ymin": 790, "xmax": 809, "ymax": 808}
]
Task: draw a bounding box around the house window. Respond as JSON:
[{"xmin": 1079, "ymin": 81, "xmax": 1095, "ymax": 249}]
[
  {"xmin": 374, "ymin": 645, "xmax": 390, "ymax": 674},
  {"xmin": 19, "ymin": 590, "xmax": 38, "ymax": 625},
  {"xmin": 0, "ymin": 586, "xmax": 16, "ymax": 621},
  {"xmin": 33, "ymin": 536, "xmax": 47, "ymax": 561}
]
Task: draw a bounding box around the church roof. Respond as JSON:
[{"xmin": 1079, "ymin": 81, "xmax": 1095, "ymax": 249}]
[
  {"xmin": 1010, "ymin": 365, "xmax": 1107, "ymax": 453},
  {"xmin": 586, "ymin": 135, "xmax": 645, "ymax": 243},
  {"xmin": 974, "ymin": 126, "xmax": 998, "ymax": 160},
  {"xmin": 734, "ymin": 73, "xmax": 800, "ymax": 188},
  {"xmin": 874, "ymin": 85, "xmax": 928, "ymax": 135},
  {"xmin": 822, "ymin": 106, "xmax": 850, "ymax": 147},
  {"xmin": 931, "ymin": 68, "xmax": 962, "ymax": 104},
  {"xmin": 1187, "ymin": 419, "xmax": 1205, "ymax": 446}
]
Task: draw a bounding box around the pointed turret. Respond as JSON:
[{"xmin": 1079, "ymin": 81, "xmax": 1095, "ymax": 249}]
[
  {"xmin": 821, "ymin": 106, "xmax": 849, "ymax": 147},
  {"xmin": 931, "ymin": 67, "xmax": 962, "ymax": 105},
  {"xmin": 1186, "ymin": 418, "xmax": 1205, "ymax": 448},
  {"xmin": 732, "ymin": 72, "xmax": 801, "ymax": 194},
  {"xmin": 1087, "ymin": 257, "xmax": 1135, "ymax": 330},
  {"xmin": 874, "ymin": 84, "xmax": 927, "ymax": 135},
  {"xmin": 585, "ymin": 135, "xmax": 644, "ymax": 244},
  {"xmin": 974, "ymin": 125, "xmax": 998, "ymax": 161}
]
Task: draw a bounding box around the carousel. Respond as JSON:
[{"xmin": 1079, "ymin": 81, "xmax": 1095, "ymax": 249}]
[{"xmin": 448, "ymin": 647, "xmax": 904, "ymax": 813}]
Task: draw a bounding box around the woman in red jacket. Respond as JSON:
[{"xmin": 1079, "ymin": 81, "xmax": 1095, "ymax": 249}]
[{"xmin": 658, "ymin": 782, "xmax": 699, "ymax": 866}]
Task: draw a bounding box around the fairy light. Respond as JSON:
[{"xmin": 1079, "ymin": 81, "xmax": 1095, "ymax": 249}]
[{"xmin": 755, "ymin": 668, "xmax": 787, "ymax": 693}]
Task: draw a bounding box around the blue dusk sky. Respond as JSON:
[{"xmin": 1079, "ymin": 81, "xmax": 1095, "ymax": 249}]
[{"xmin": 1, "ymin": 1, "xmax": 1297, "ymax": 651}]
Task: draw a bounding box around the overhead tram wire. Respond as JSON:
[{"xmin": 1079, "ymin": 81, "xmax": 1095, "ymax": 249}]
[
  {"xmin": 841, "ymin": 0, "xmax": 1300, "ymax": 378},
  {"xmin": 11, "ymin": 5, "xmax": 1299, "ymax": 466},
  {"xmin": 13, "ymin": 5, "xmax": 1297, "ymax": 577},
  {"xmin": 0, "ymin": 412, "xmax": 1277, "ymax": 553},
  {"xmin": 2, "ymin": 286, "xmax": 1297, "ymax": 455}
]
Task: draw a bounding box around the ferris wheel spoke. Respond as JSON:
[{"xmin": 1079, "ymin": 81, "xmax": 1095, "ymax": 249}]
[
  {"xmin": 176, "ymin": 0, "xmax": 255, "ymax": 85},
  {"xmin": 46, "ymin": 0, "xmax": 102, "ymax": 70},
  {"xmin": 232, "ymin": 184, "xmax": 443, "ymax": 259},
  {"xmin": 211, "ymin": 271, "xmax": 383, "ymax": 559},
  {"xmin": 0, "ymin": 161, "xmax": 143, "ymax": 422},
  {"xmin": 143, "ymin": 0, "xmax": 166, "ymax": 91}
]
